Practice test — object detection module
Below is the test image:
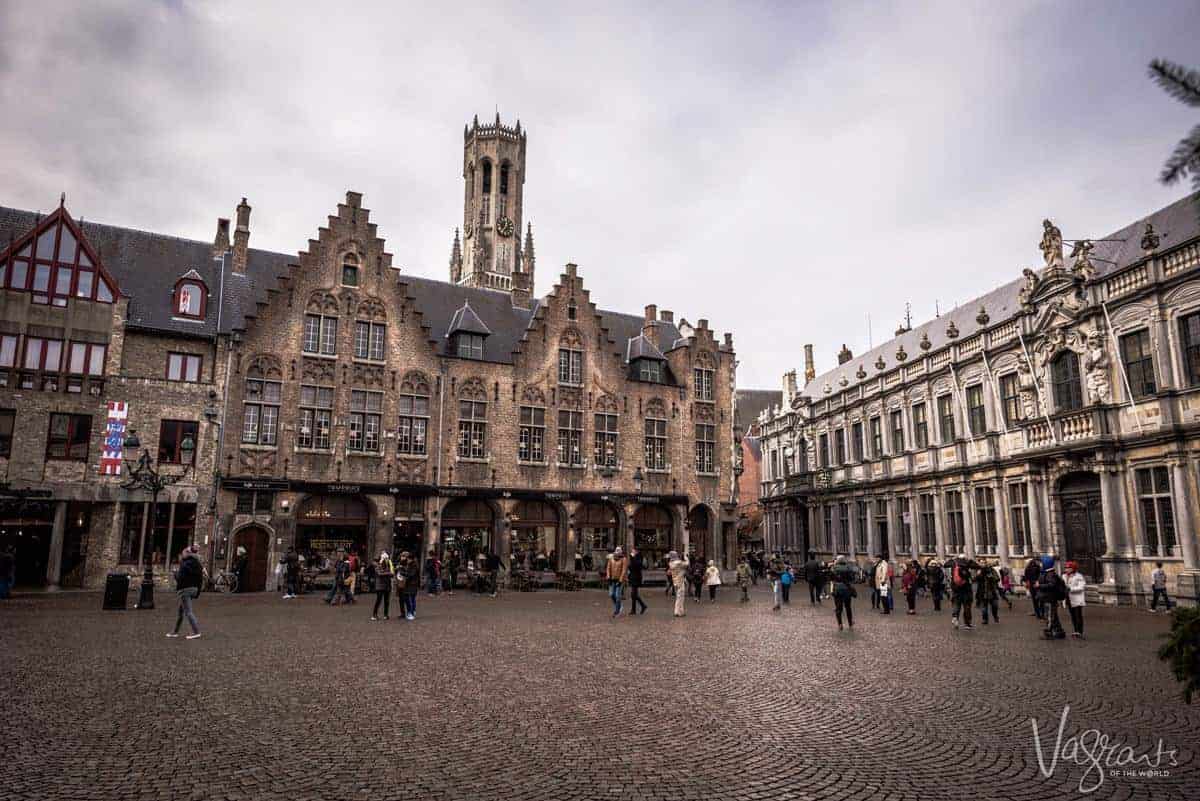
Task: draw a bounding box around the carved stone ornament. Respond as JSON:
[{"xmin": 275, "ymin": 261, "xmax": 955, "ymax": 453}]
[
  {"xmin": 1141, "ymin": 222, "xmax": 1160, "ymax": 253},
  {"xmin": 895, "ymin": 345, "xmax": 908, "ymax": 362},
  {"xmin": 976, "ymin": 306, "xmax": 990, "ymax": 326},
  {"xmin": 1018, "ymin": 268, "xmax": 1038, "ymax": 308},
  {"xmin": 1070, "ymin": 239, "xmax": 1096, "ymax": 280},
  {"xmin": 823, "ymin": 382, "xmax": 832, "ymax": 395},
  {"xmin": 1083, "ymin": 330, "xmax": 1111, "ymax": 404},
  {"xmin": 875, "ymin": 355, "xmax": 886, "ymax": 371},
  {"xmin": 855, "ymin": 365, "xmax": 867, "ymax": 380},
  {"xmin": 838, "ymin": 376, "xmax": 849, "ymax": 387},
  {"xmin": 946, "ymin": 321, "xmax": 959, "ymax": 339},
  {"xmin": 463, "ymin": 221, "xmax": 473, "ymax": 239},
  {"xmin": 919, "ymin": 332, "xmax": 932, "ymax": 351},
  {"xmin": 1040, "ymin": 218, "xmax": 1064, "ymax": 270}
]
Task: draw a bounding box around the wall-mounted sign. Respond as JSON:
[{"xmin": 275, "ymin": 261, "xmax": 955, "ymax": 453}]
[{"xmin": 100, "ymin": 401, "xmax": 129, "ymax": 476}]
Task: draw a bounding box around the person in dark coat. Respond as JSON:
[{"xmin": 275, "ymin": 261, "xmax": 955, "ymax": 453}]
[
  {"xmin": 975, "ymin": 562, "xmax": 1001, "ymax": 624},
  {"xmin": 948, "ymin": 553, "xmax": 981, "ymax": 630},
  {"xmin": 627, "ymin": 547, "xmax": 647, "ymax": 615},
  {"xmin": 1038, "ymin": 555, "xmax": 1067, "ymax": 639},
  {"xmin": 399, "ymin": 551, "xmax": 420, "ymax": 620},
  {"xmin": 324, "ymin": 551, "xmax": 353, "ymax": 605},
  {"xmin": 831, "ymin": 555, "xmax": 856, "ymax": 630},
  {"xmin": 925, "ymin": 558, "xmax": 945, "ymax": 611},
  {"xmin": 444, "ymin": 548, "xmax": 460, "ymax": 595},
  {"xmin": 1023, "ymin": 556, "xmax": 1044, "ymax": 619},
  {"xmin": 283, "ymin": 547, "xmax": 300, "ymax": 599},
  {"xmin": 803, "ymin": 552, "xmax": 823, "ymax": 605},
  {"xmin": 233, "ymin": 546, "xmax": 248, "ymax": 593},
  {"xmin": 167, "ymin": 545, "xmax": 204, "ymax": 639}
]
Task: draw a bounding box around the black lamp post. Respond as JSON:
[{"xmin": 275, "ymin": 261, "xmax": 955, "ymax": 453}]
[{"xmin": 121, "ymin": 429, "xmax": 195, "ymax": 610}]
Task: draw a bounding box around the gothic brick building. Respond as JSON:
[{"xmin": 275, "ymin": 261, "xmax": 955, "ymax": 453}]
[
  {"xmin": 758, "ymin": 193, "xmax": 1200, "ymax": 606},
  {"xmin": 0, "ymin": 115, "xmax": 739, "ymax": 591}
]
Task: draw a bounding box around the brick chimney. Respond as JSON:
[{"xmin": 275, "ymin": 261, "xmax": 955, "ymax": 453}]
[
  {"xmin": 232, "ymin": 198, "xmax": 251, "ymax": 275},
  {"xmin": 212, "ymin": 218, "xmax": 230, "ymax": 258},
  {"xmin": 804, "ymin": 343, "xmax": 815, "ymax": 383},
  {"xmin": 643, "ymin": 304, "xmax": 657, "ymax": 345},
  {"xmin": 659, "ymin": 309, "xmax": 673, "ymax": 323}
]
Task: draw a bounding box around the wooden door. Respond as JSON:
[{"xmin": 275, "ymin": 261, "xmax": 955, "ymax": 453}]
[{"xmin": 234, "ymin": 526, "xmax": 270, "ymax": 592}]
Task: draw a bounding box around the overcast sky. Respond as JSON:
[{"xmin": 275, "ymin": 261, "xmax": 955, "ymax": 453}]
[{"xmin": 1, "ymin": 1, "xmax": 1198, "ymax": 389}]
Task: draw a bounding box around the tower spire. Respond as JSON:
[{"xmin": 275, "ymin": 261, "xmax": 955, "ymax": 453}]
[{"xmin": 449, "ymin": 228, "xmax": 463, "ymax": 283}]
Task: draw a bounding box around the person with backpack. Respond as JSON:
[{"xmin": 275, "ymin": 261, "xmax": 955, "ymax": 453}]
[
  {"xmin": 1037, "ymin": 555, "xmax": 1067, "ymax": 639},
  {"xmin": 779, "ymin": 560, "xmax": 793, "ymax": 605},
  {"xmin": 803, "ymin": 552, "xmax": 823, "ymax": 605},
  {"xmin": 1023, "ymin": 556, "xmax": 1044, "ymax": 619},
  {"xmin": 1064, "ymin": 560, "xmax": 1086, "ymax": 639},
  {"xmin": 704, "ymin": 560, "xmax": 722, "ymax": 602},
  {"xmin": 690, "ymin": 556, "xmax": 706, "ymax": 603},
  {"xmin": 831, "ymin": 555, "xmax": 857, "ymax": 631},
  {"xmin": 975, "ymin": 561, "xmax": 1001, "ymax": 625},
  {"xmin": 167, "ymin": 545, "xmax": 204, "ymax": 639},
  {"xmin": 1150, "ymin": 561, "xmax": 1171, "ymax": 612},
  {"xmin": 925, "ymin": 558, "xmax": 945, "ymax": 612},
  {"xmin": 948, "ymin": 553, "xmax": 980, "ymax": 630},
  {"xmin": 370, "ymin": 551, "xmax": 394, "ymax": 620},
  {"xmin": 735, "ymin": 557, "xmax": 752, "ymax": 602}
]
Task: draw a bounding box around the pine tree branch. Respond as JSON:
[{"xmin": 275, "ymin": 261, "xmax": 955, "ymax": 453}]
[
  {"xmin": 1160, "ymin": 124, "xmax": 1200, "ymax": 185},
  {"xmin": 1149, "ymin": 59, "xmax": 1200, "ymax": 107}
]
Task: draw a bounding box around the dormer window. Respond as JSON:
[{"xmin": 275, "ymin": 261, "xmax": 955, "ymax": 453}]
[
  {"xmin": 639, "ymin": 360, "xmax": 662, "ymax": 383},
  {"xmin": 173, "ymin": 278, "xmax": 207, "ymax": 319},
  {"xmin": 342, "ymin": 254, "xmax": 360, "ymax": 287},
  {"xmin": 456, "ymin": 334, "xmax": 484, "ymax": 360}
]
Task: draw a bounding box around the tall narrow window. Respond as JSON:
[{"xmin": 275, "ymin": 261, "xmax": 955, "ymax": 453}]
[
  {"xmin": 855, "ymin": 501, "xmax": 868, "ymax": 553},
  {"xmin": 158, "ymin": 419, "xmax": 198, "ymax": 465},
  {"xmin": 694, "ymin": 367, "xmax": 714, "ymax": 402},
  {"xmin": 558, "ymin": 410, "xmax": 584, "ymax": 466},
  {"xmin": 397, "ymin": 392, "xmax": 429, "ymax": 455},
  {"xmin": 46, "ymin": 413, "xmax": 91, "ymax": 461},
  {"xmin": 0, "ymin": 409, "xmax": 13, "ymax": 458},
  {"xmin": 23, "ymin": 337, "xmax": 63, "ymax": 371},
  {"xmin": 0, "ymin": 334, "xmax": 17, "ymax": 368},
  {"xmin": 837, "ymin": 503, "xmax": 850, "ymax": 554},
  {"xmin": 558, "ymin": 348, "xmax": 583, "ymax": 385},
  {"xmin": 644, "ymin": 416, "xmax": 668, "ymax": 470},
  {"xmin": 1180, "ymin": 311, "xmax": 1200, "ymax": 387},
  {"xmin": 297, "ymin": 385, "xmax": 334, "ymax": 450},
  {"xmin": 519, "ymin": 406, "xmax": 546, "ymax": 462},
  {"xmin": 695, "ymin": 424, "xmax": 715, "ymax": 473},
  {"xmin": 912, "ymin": 403, "xmax": 928, "ymax": 448},
  {"xmin": 966, "ymin": 384, "xmax": 986, "ymax": 436},
  {"xmin": 458, "ymin": 400, "xmax": 487, "ymax": 459},
  {"xmin": 897, "ymin": 496, "xmax": 912, "ymax": 553},
  {"xmin": 869, "ymin": 416, "xmax": 882, "ymax": 458},
  {"xmin": 1008, "ymin": 482, "xmax": 1031, "ymax": 556},
  {"xmin": 890, "ymin": 409, "xmax": 905, "ymax": 453},
  {"xmin": 242, "ymin": 375, "xmax": 281, "ymax": 446},
  {"xmin": 303, "ymin": 314, "xmax": 338, "ymax": 356},
  {"xmin": 456, "ymin": 334, "xmax": 484, "ymax": 360},
  {"xmin": 1120, "ymin": 330, "xmax": 1157, "ymax": 399},
  {"xmin": 818, "ymin": 432, "xmax": 830, "ymax": 468},
  {"xmin": 341, "ymin": 254, "xmax": 360, "ymax": 287},
  {"xmin": 973, "ymin": 486, "xmax": 997, "ymax": 555},
  {"xmin": 354, "ymin": 322, "xmax": 386, "ymax": 361},
  {"xmin": 851, "ymin": 421, "xmax": 864, "ymax": 462},
  {"xmin": 482, "ymin": 160, "xmax": 492, "ymax": 194},
  {"xmin": 167, "ymin": 352, "xmax": 201, "ymax": 382},
  {"xmin": 1051, "ymin": 351, "xmax": 1083, "ymax": 411},
  {"xmin": 919, "ymin": 493, "xmax": 936, "ymax": 552},
  {"xmin": 174, "ymin": 280, "xmax": 206, "ymax": 319},
  {"xmin": 68, "ymin": 342, "xmax": 106, "ymax": 376},
  {"xmin": 822, "ymin": 506, "xmax": 833, "ymax": 551},
  {"xmin": 999, "ymin": 373, "xmax": 1021, "ymax": 425},
  {"xmin": 937, "ymin": 394, "xmax": 956, "ymax": 442},
  {"xmin": 1137, "ymin": 466, "xmax": 1176, "ymax": 557},
  {"xmin": 594, "ymin": 413, "xmax": 618, "ymax": 467},
  {"xmin": 348, "ymin": 390, "xmax": 382, "ymax": 453},
  {"xmin": 945, "ymin": 490, "xmax": 964, "ymax": 552},
  {"xmin": 832, "ymin": 428, "xmax": 844, "ymax": 464}
]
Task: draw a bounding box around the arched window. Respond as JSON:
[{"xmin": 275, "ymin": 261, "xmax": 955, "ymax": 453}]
[
  {"xmin": 481, "ymin": 160, "xmax": 492, "ymax": 194},
  {"xmin": 500, "ymin": 163, "xmax": 510, "ymax": 195},
  {"xmin": 341, "ymin": 253, "xmax": 360, "ymax": 287},
  {"xmin": 1051, "ymin": 351, "xmax": 1083, "ymax": 411},
  {"xmin": 173, "ymin": 278, "xmax": 207, "ymax": 319}
]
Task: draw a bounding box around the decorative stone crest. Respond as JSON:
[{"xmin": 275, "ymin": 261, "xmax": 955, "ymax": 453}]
[
  {"xmin": 521, "ymin": 385, "xmax": 547, "ymax": 405},
  {"xmin": 352, "ymin": 363, "xmax": 384, "ymax": 388},
  {"xmin": 400, "ymin": 370, "xmax": 431, "ymax": 396},
  {"xmin": 301, "ymin": 358, "xmax": 336, "ymax": 384},
  {"xmin": 895, "ymin": 345, "xmax": 907, "ymax": 362},
  {"xmin": 946, "ymin": 321, "xmax": 959, "ymax": 339},
  {"xmin": 875, "ymin": 355, "xmax": 886, "ymax": 371},
  {"xmin": 306, "ymin": 290, "xmax": 340, "ymax": 315},
  {"xmin": 458, "ymin": 377, "xmax": 487, "ymax": 400}
]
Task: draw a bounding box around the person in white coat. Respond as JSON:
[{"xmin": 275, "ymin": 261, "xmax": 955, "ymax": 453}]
[
  {"xmin": 1064, "ymin": 560, "xmax": 1087, "ymax": 639},
  {"xmin": 874, "ymin": 557, "xmax": 892, "ymax": 615},
  {"xmin": 703, "ymin": 560, "xmax": 722, "ymax": 602},
  {"xmin": 667, "ymin": 551, "xmax": 689, "ymax": 617}
]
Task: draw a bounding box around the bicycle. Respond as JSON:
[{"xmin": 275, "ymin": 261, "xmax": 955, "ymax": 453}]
[{"xmin": 207, "ymin": 569, "xmax": 239, "ymax": 593}]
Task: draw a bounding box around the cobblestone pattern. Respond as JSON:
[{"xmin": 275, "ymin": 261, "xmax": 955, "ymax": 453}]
[{"xmin": 1, "ymin": 586, "xmax": 1197, "ymax": 800}]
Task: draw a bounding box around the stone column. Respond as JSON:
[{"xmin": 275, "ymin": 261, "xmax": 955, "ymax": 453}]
[
  {"xmin": 808, "ymin": 505, "xmax": 820, "ymax": 556},
  {"xmin": 866, "ymin": 497, "xmax": 879, "ymax": 558},
  {"xmin": 993, "ymin": 480, "xmax": 1011, "ymax": 569},
  {"xmin": 497, "ymin": 498, "xmax": 516, "ymax": 571},
  {"xmin": 933, "ymin": 490, "xmax": 947, "ymax": 560},
  {"xmin": 1154, "ymin": 309, "xmax": 1177, "ymax": 389},
  {"xmin": 1028, "ymin": 474, "xmax": 1047, "ymax": 555},
  {"xmin": 1170, "ymin": 459, "xmax": 1199, "ymax": 569},
  {"xmin": 886, "ymin": 494, "xmax": 900, "ymax": 561},
  {"xmin": 847, "ymin": 499, "xmax": 858, "ymax": 560},
  {"xmin": 908, "ymin": 494, "xmax": 920, "ymax": 562},
  {"xmin": 962, "ymin": 483, "xmax": 977, "ymax": 559},
  {"xmin": 45, "ymin": 500, "xmax": 68, "ymax": 591}
]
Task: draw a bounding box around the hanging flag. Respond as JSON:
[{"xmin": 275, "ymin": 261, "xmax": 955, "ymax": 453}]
[{"xmin": 101, "ymin": 401, "xmax": 129, "ymax": 475}]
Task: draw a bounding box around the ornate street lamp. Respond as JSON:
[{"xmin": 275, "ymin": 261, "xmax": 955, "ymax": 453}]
[{"xmin": 122, "ymin": 429, "xmax": 195, "ymax": 610}]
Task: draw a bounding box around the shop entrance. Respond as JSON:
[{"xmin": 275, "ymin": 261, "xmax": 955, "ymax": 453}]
[
  {"xmin": 1059, "ymin": 472, "xmax": 1106, "ymax": 581},
  {"xmin": 296, "ymin": 495, "xmax": 371, "ymax": 564},
  {"xmin": 577, "ymin": 501, "xmax": 620, "ymax": 572},
  {"xmin": 511, "ymin": 500, "xmax": 560, "ymax": 571},
  {"xmin": 633, "ymin": 504, "xmax": 673, "ymax": 569},
  {"xmin": 232, "ymin": 525, "xmax": 271, "ymax": 592},
  {"xmin": 687, "ymin": 505, "xmax": 711, "ymax": 562},
  {"xmin": 393, "ymin": 496, "xmax": 426, "ymax": 560},
  {"xmin": 441, "ymin": 498, "xmax": 494, "ymax": 566},
  {"xmin": 0, "ymin": 499, "xmax": 55, "ymax": 587}
]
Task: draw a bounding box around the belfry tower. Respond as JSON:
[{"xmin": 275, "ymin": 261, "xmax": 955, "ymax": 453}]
[{"xmin": 451, "ymin": 113, "xmax": 531, "ymax": 293}]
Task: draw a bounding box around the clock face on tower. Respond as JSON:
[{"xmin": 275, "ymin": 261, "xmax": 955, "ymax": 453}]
[{"xmin": 496, "ymin": 217, "xmax": 514, "ymax": 237}]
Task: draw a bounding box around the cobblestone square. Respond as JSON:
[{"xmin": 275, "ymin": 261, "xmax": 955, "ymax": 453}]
[{"xmin": 1, "ymin": 586, "xmax": 1197, "ymax": 801}]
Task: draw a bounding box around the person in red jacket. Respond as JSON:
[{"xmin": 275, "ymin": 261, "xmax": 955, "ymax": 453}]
[{"xmin": 901, "ymin": 561, "xmax": 919, "ymax": 615}]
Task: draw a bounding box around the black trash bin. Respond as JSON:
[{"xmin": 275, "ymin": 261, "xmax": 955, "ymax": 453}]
[{"xmin": 103, "ymin": 573, "xmax": 130, "ymax": 610}]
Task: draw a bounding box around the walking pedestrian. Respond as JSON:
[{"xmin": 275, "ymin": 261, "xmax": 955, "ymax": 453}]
[
  {"xmin": 282, "ymin": 546, "xmax": 300, "ymax": 599},
  {"xmin": 425, "ymin": 550, "xmax": 441, "ymax": 595},
  {"xmin": 1023, "ymin": 556, "xmax": 1044, "ymax": 619},
  {"xmin": 803, "ymin": 551, "xmax": 823, "ymax": 605},
  {"xmin": 371, "ymin": 551, "xmax": 394, "ymax": 620},
  {"xmin": 445, "ymin": 548, "xmax": 460, "ymax": 595},
  {"xmin": 831, "ymin": 555, "xmax": 856, "ymax": 631},
  {"xmin": 347, "ymin": 550, "xmax": 360, "ymax": 598},
  {"xmin": 689, "ymin": 556, "xmax": 705, "ymax": 603},
  {"xmin": 779, "ymin": 560, "xmax": 793, "ymax": 605},
  {"xmin": 325, "ymin": 551, "xmax": 353, "ymax": 605},
  {"xmin": 704, "ymin": 560, "xmax": 722, "ymax": 602},
  {"xmin": 874, "ymin": 556, "xmax": 892, "ymax": 615},
  {"xmin": 902, "ymin": 561, "xmax": 919, "ymax": 615},
  {"xmin": 870, "ymin": 555, "xmax": 883, "ymax": 610},
  {"xmin": 975, "ymin": 561, "xmax": 1000, "ymax": 625},
  {"xmin": 998, "ymin": 566, "xmax": 1014, "ymax": 610},
  {"xmin": 1064, "ymin": 561, "xmax": 1086, "ymax": 639},
  {"xmin": 606, "ymin": 547, "xmax": 628, "ymax": 618},
  {"xmin": 668, "ymin": 551, "xmax": 689, "ymax": 617},
  {"xmin": 1150, "ymin": 561, "xmax": 1171, "ymax": 612},
  {"xmin": 233, "ymin": 545, "xmax": 248, "ymax": 593},
  {"xmin": 166, "ymin": 545, "xmax": 203, "ymax": 639},
  {"xmin": 627, "ymin": 547, "xmax": 647, "ymax": 615},
  {"xmin": 925, "ymin": 558, "xmax": 944, "ymax": 612},
  {"xmin": 766, "ymin": 555, "xmax": 782, "ymax": 611},
  {"xmin": 398, "ymin": 551, "xmax": 420, "ymax": 620},
  {"xmin": 1038, "ymin": 555, "xmax": 1067, "ymax": 640},
  {"xmin": 736, "ymin": 557, "xmax": 751, "ymax": 602},
  {"xmin": 948, "ymin": 553, "xmax": 980, "ymax": 630}
]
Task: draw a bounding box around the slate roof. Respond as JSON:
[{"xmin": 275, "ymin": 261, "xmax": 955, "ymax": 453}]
[
  {"xmin": 626, "ymin": 333, "xmax": 666, "ymax": 362},
  {"xmin": 445, "ymin": 300, "xmax": 493, "ymax": 338},
  {"xmin": 735, "ymin": 389, "xmax": 783, "ymax": 433},
  {"xmin": 0, "ymin": 204, "xmax": 691, "ymax": 367},
  {"xmin": 805, "ymin": 192, "xmax": 1200, "ymax": 399}
]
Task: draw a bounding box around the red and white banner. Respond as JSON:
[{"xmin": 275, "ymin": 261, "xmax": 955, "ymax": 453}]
[{"xmin": 100, "ymin": 401, "xmax": 129, "ymax": 475}]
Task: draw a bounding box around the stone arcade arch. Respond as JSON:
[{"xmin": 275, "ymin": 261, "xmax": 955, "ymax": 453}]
[{"xmin": 633, "ymin": 504, "xmax": 674, "ymax": 569}]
